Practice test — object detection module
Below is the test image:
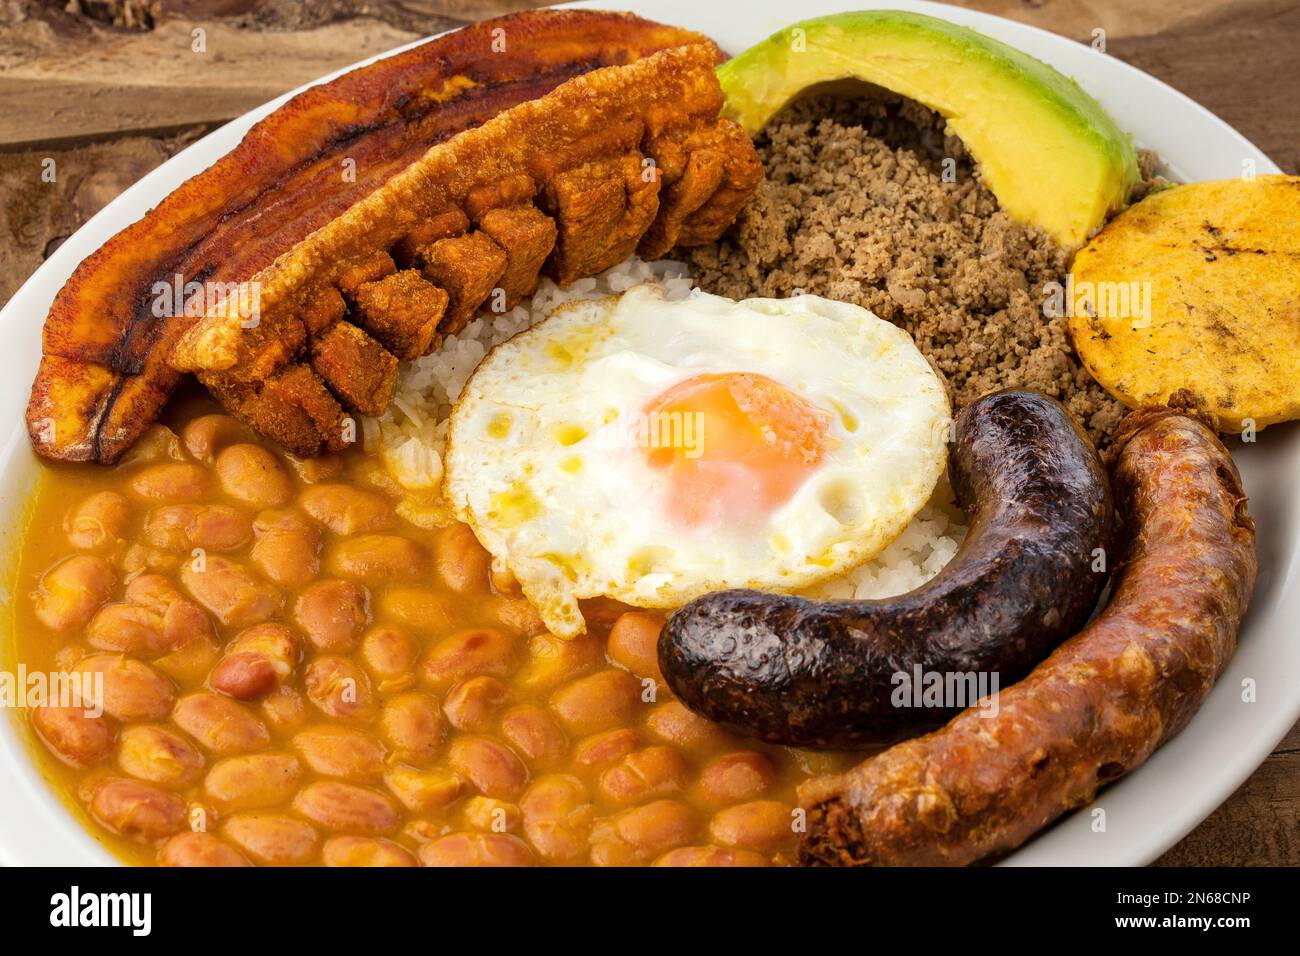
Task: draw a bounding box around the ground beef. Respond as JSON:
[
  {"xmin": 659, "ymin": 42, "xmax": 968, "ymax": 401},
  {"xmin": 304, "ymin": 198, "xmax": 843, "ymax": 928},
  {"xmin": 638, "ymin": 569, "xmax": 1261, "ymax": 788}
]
[{"xmin": 687, "ymin": 93, "xmax": 1127, "ymax": 446}]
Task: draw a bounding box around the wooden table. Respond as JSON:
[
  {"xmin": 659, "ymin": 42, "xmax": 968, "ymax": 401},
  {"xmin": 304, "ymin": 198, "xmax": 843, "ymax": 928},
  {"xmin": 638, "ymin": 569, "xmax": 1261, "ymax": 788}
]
[{"xmin": 2, "ymin": 0, "xmax": 1297, "ymax": 865}]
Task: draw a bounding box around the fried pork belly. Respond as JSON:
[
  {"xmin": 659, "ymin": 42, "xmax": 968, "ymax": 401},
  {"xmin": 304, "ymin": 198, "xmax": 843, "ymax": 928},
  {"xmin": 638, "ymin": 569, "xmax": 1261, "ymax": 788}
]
[
  {"xmin": 27, "ymin": 10, "xmax": 762, "ymax": 463},
  {"xmin": 479, "ymin": 205, "xmax": 559, "ymax": 310},
  {"xmin": 418, "ymin": 232, "xmax": 509, "ymax": 335},
  {"xmin": 309, "ymin": 321, "xmax": 399, "ymax": 416},
  {"xmin": 352, "ymin": 271, "xmax": 448, "ymax": 360}
]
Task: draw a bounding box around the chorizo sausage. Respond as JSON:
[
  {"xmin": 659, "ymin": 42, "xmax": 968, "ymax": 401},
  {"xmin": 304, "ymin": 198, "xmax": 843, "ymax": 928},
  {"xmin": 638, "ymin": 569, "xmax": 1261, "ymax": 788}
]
[
  {"xmin": 797, "ymin": 403, "xmax": 1256, "ymax": 865},
  {"xmin": 658, "ymin": 389, "xmax": 1114, "ymax": 748}
]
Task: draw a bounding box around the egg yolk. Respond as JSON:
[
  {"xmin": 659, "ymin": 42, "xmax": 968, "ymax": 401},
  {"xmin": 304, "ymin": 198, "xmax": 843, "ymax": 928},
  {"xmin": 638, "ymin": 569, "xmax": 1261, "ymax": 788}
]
[{"xmin": 642, "ymin": 372, "xmax": 831, "ymax": 527}]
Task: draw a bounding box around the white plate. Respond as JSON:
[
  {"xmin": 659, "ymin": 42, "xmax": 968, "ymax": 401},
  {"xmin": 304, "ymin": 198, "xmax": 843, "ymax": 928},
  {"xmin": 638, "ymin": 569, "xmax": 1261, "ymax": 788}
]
[{"xmin": 1, "ymin": 0, "xmax": 1295, "ymax": 866}]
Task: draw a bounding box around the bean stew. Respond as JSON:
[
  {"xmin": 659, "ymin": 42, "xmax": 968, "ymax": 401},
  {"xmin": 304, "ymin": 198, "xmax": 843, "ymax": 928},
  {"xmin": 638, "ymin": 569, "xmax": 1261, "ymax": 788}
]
[{"xmin": 7, "ymin": 395, "xmax": 860, "ymax": 866}]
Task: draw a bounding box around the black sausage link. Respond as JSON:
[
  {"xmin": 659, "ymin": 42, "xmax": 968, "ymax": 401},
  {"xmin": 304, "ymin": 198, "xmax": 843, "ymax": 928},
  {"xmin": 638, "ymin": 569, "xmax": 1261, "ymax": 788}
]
[{"xmin": 658, "ymin": 389, "xmax": 1114, "ymax": 749}]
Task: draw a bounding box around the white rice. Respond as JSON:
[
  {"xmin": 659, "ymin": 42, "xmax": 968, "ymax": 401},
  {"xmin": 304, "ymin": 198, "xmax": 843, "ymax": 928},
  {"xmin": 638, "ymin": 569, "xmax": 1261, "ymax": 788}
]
[
  {"xmin": 800, "ymin": 477, "xmax": 967, "ymax": 600},
  {"xmin": 368, "ymin": 255, "xmax": 967, "ymax": 597}
]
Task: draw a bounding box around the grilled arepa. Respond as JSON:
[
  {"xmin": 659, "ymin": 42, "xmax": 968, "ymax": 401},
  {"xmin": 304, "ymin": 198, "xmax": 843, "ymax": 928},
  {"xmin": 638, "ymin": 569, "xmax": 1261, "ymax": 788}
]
[
  {"xmin": 1068, "ymin": 175, "xmax": 1300, "ymax": 432},
  {"xmin": 27, "ymin": 10, "xmax": 763, "ymax": 463}
]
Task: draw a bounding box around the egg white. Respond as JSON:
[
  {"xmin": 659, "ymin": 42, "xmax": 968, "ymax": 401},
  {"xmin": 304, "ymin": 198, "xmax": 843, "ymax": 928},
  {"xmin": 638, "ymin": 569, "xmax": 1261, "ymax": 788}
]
[{"xmin": 443, "ymin": 284, "xmax": 951, "ymax": 636}]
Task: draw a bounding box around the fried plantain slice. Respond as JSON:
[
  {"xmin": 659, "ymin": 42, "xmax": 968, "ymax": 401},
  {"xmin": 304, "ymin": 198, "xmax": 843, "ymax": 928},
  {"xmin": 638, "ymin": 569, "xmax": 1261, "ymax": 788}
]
[
  {"xmin": 28, "ymin": 10, "xmax": 744, "ymax": 463},
  {"xmin": 1068, "ymin": 175, "xmax": 1300, "ymax": 432}
]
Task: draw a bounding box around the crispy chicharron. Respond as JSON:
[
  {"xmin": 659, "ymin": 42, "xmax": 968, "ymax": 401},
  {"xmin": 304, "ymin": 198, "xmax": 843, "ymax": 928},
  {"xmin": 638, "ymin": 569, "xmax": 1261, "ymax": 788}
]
[{"xmin": 27, "ymin": 10, "xmax": 763, "ymax": 462}]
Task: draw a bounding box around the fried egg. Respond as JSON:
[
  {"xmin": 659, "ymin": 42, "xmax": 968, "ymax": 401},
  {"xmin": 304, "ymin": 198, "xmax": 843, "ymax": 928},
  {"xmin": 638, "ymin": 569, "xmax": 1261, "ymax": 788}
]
[{"xmin": 444, "ymin": 284, "xmax": 950, "ymax": 636}]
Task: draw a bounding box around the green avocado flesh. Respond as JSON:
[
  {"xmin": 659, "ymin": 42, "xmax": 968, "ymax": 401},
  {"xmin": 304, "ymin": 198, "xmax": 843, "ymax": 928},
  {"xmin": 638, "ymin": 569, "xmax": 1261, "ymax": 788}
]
[{"xmin": 719, "ymin": 10, "xmax": 1139, "ymax": 247}]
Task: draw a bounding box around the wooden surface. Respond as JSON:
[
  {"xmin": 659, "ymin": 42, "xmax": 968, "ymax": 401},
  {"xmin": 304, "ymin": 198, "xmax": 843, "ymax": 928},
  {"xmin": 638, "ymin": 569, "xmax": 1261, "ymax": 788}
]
[{"xmin": 1, "ymin": 0, "xmax": 1297, "ymax": 866}]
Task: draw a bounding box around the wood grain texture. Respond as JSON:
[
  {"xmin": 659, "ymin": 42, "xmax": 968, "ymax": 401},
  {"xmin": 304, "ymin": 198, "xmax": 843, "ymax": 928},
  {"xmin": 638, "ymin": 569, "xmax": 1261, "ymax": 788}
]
[{"xmin": 0, "ymin": 0, "xmax": 1296, "ymax": 865}]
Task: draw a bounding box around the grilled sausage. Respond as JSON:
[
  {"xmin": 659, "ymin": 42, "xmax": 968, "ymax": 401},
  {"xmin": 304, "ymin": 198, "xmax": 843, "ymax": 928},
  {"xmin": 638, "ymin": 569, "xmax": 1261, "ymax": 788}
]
[
  {"xmin": 658, "ymin": 389, "xmax": 1114, "ymax": 748},
  {"xmin": 798, "ymin": 403, "xmax": 1257, "ymax": 865}
]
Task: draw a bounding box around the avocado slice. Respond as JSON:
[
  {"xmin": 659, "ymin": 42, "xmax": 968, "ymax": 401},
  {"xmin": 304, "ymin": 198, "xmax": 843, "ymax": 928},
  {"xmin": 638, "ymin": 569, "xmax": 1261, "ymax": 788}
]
[{"xmin": 719, "ymin": 11, "xmax": 1139, "ymax": 248}]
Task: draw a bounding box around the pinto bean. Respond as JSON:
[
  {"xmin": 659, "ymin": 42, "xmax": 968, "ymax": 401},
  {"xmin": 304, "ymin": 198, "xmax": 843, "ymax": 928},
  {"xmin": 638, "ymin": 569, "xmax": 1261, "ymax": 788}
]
[
  {"xmin": 461, "ymin": 796, "xmax": 521, "ymax": 833},
  {"xmin": 224, "ymin": 813, "xmax": 319, "ymax": 865},
  {"xmin": 420, "ymin": 628, "xmax": 518, "ymax": 691},
  {"xmin": 33, "ymin": 555, "xmax": 115, "ymax": 631},
  {"xmin": 293, "ymin": 725, "xmax": 386, "ymax": 783},
  {"xmin": 204, "ymin": 753, "xmax": 302, "ymax": 810},
  {"xmin": 181, "ymin": 414, "xmax": 251, "ymax": 463},
  {"xmin": 233, "ymin": 623, "xmax": 299, "ymax": 670},
  {"xmin": 74, "ymin": 654, "xmax": 175, "ymax": 722},
  {"xmin": 598, "ymin": 746, "xmax": 689, "ymax": 805},
  {"xmin": 159, "ymin": 831, "xmax": 250, "ymax": 867},
  {"xmin": 125, "ymin": 576, "xmax": 216, "ymax": 656},
  {"xmin": 124, "ymin": 573, "xmax": 184, "ymax": 611},
  {"xmin": 571, "ymin": 729, "xmax": 640, "ymax": 770},
  {"xmin": 447, "ymin": 736, "xmax": 528, "ymax": 799},
  {"xmin": 299, "ymin": 485, "xmax": 395, "ymax": 535},
  {"xmin": 305, "ymin": 657, "xmax": 375, "ymax": 721},
  {"xmin": 253, "ymin": 536, "xmax": 317, "ymax": 590},
  {"xmin": 151, "ymin": 632, "xmax": 220, "ymax": 686},
  {"xmin": 515, "ymin": 630, "xmax": 604, "ymax": 693},
  {"xmin": 172, "ymin": 692, "xmax": 270, "ymax": 755},
  {"xmin": 499, "ymin": 705, "xmax": 568, "ymax": 771},
  {"xmin": 608, "ymin": 611, "xmax": 666, "ymax": 688},
  {"xmin": 159, "ymin": 599, "xmax": 213, "ymax": 652},
  {"xmin": 293, "ymin": 579, "xmax": 369, "ymax": 652},
  {"xmin": 322, "ymin": 836, "xmax": 417, "ymax": 868},
  {"xmin": 250, "ymin": 511, "xmax": 321, "ymax": 589},
  {"xmin": 128, "ymin": 462, "xmax": 209, "ymax": 502},
  {"xmin": 696, "ymin": 752, "xmax": 776, "ymax": 806},
  {"xmin": 645, "ymin": 701, "xmax": 734, "ymax": 756},
  {"xmin": 88, "ymin": 577, "xmax": 211, "ymax": 658},
  {"xmin": 32, "ymin": 705, "xmax": 115, "ymax": 768},
  {"xmin": 119, "ymin": 424, "xmax": 184, "ymax": 463},
  {"xmin": 85, "ymin": 603, "xmax": 166, "ymax": 656},
  {"xmin": 482, "ymin": 595, "xmax": 546, "ymax": 637},
  {"xmin": 418, "ymin": 832, "xmax": 533, "ymax": 867},
  {"xmin": 212, "ymin": 622, "xmax": 299, "ymax": 700},
  {"xmin": 66, "ymin": 491, "xmax": 130, "ymax": 551},
  {"xmin": 382, "ymin": 766, "xmax": 463, "ymax": 813},
  {"xmin": 328, "ymin": 535, "xmax": 427, "ymax": 583},
  {"xmin": 120, "ymin": 544, "xmax": 179, "ymax": 576},
  {"xmin": 590, "ymin": 800, "xmax": 697, "ymax": 867},
  {"xmin": 377, "ymin": 587, "xmax": 453, "ymax": 633},
  {"xmin": 707, "ymin": 801, "xmax": 794, "ymax": 852},
  {"xmin": 442, "ymin": 676, "xmax": 508, "ymax": 733},
  {"xmin": 359, "ymin": 625, "xmax": 419, "ymax": 688},
  {"xmin": 211, "ymin": 653, "xmax": 277, "ymax": 701},
  {"xmin": 215, "ymin": 444, "xmax": 293, "ymax": 509},
  {"xmin": 260, "ymin": 685, "xmax": 307, "ymax": 734},
  {"xmin": 117, "ymin": 724, "xmax": 204, "ymax": 788},
  {"xmin": 550, "ymin": 669, "xmax": 642, "ymax": 736},
  {"xmin": 520, "ymin": 775, "xmax": 595, "ymax": 864},
  {"xmin": 292, "ymin": 782, "xmax": 399, "ymax": 833},
  {"xmin": 88, "ymin": 778, "xmax": 187, "ymax": 844},
  {"xmin": 489, "ymin": 558, "xmax": 520, "ymax": 595},
  {"xmin": 180, "ymin": 556, "xmax": 281, "ymax": 628},
  {"xmin": 379, "ymin": 692, "xmax": 443, "ymax": 764},
  {"xmin": 286, "ymin": 454, "xmax": 344, "ymax": 484},
  {"xmin": 653, "ymin": 846, "xmax": 770, "ymax": 867},
  {"xmin": 434, "ymin": 524, "xmax": 492, "ymax": 593},
  {"xmin": 144, "ymin": 504, "xmax": 252, "ymax": 552}
]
